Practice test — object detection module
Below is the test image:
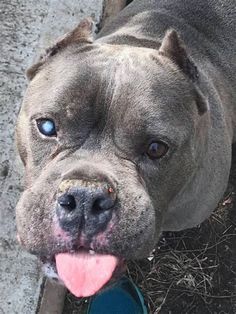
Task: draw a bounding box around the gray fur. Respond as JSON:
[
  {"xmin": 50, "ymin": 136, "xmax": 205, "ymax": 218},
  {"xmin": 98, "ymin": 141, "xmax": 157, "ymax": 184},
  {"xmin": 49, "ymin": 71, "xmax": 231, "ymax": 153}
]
[{"xmin": 16, "ymin": 0, "xmax": 236, "ymax": 263}]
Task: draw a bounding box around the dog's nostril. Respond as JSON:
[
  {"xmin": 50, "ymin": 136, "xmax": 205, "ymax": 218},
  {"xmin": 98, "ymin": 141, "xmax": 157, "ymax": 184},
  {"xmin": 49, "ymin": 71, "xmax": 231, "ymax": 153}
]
[
  {"xmin": 92, "ymin": 196, "xmax": 113, "ymax": 214},
  {"xmin": 58, "ymin": 194, "xmax": 76, "ymax": 210}
]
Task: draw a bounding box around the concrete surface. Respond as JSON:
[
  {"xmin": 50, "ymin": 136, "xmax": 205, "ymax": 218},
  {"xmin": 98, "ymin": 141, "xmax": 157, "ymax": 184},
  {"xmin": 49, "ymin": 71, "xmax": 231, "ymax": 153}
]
[{"xmin": 0, "ymin": 0, "xmax": 103, "ymax": 313}]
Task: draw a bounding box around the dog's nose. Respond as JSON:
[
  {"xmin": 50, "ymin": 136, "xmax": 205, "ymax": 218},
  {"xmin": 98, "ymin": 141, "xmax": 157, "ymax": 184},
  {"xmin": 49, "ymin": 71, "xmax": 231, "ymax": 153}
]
[
  {"xmin": 56, "ymin": 180, "xmax": 116, "ymax": 235},
  {"xmin": 58, "ymin": 192, "xmax": 115, "ymax": 213},
  {"xmin": 58, "ymin": 194, "xmax": 77, "ymax": 211}
]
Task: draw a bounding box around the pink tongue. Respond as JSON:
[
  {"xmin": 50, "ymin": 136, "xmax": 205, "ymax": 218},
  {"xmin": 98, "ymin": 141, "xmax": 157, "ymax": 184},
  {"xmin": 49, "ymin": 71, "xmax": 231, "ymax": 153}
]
[{"xmin": 55, "ymin": 252, "xmax": 118, "ymax": 297}]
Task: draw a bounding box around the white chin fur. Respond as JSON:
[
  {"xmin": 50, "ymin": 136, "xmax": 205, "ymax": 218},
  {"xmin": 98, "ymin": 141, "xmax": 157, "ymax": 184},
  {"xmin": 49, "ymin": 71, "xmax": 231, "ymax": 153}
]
[{"xmin": 42, "ymin": 262, "xmax": 59, "ymax": 280}]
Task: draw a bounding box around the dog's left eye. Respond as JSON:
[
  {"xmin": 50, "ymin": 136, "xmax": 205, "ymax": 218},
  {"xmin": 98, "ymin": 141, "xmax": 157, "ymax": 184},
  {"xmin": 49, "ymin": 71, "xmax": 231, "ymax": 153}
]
[{"xmin": 36, "ymin": 119, "xmax": 57, "ymax": 137}]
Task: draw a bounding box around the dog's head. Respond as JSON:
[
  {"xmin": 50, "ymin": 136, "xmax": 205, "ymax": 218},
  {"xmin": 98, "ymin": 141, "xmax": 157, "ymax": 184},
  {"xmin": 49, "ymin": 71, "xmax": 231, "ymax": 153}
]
[{"xmin": 16, "ymin": 19, "xmax": 209, "ymax": 297}]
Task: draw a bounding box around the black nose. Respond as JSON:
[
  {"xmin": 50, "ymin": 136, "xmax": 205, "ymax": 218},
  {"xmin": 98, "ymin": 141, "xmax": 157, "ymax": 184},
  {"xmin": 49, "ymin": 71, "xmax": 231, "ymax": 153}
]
[
  {"xmin": 58, "ymin": 194, "xmax": 76, "ymax": 211},
  {"xmin": 56, "ymin": 183, "xmax": 116, "ymax": 235}
]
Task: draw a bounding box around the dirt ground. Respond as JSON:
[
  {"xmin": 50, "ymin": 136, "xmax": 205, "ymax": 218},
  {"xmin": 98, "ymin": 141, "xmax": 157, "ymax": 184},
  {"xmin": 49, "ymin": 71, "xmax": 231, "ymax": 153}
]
[{"xmin": 63, "ymin": 151, "xmax": 236, "ymax": 313}]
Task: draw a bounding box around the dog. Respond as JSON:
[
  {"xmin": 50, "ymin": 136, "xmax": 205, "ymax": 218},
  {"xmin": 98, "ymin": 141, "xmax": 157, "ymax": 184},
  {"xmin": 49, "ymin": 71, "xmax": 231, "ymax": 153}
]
[{"xmin": 15, "ymin": 0, "xmax": 236, "ymax": 298}]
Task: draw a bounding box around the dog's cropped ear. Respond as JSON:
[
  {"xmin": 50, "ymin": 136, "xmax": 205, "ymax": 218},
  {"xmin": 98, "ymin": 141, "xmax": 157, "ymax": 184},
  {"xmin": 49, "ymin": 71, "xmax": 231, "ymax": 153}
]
[
  {"xmin": 26, "ymin": 17, "xmax": 94, "ymax": 81},
  {"xmin": 159, "ymin": 29, "xmax": 199, "ymax": 82},
  {"xmin": 159, "ymin": 29, "xmax": 208, "ymax": 115}
]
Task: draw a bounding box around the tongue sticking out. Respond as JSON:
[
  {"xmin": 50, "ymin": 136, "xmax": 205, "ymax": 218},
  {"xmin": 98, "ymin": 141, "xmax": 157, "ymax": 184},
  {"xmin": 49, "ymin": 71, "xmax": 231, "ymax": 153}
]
[{"xmin": 55, "ymin": 252, "xmax": 118, "ymax": 297}]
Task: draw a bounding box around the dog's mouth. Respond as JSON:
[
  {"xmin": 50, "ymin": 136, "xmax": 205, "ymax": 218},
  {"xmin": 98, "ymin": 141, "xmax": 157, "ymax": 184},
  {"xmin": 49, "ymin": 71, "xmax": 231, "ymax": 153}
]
[{"xmin": 41, "ymin": 248, "xmax": 125, "ymax": 297}]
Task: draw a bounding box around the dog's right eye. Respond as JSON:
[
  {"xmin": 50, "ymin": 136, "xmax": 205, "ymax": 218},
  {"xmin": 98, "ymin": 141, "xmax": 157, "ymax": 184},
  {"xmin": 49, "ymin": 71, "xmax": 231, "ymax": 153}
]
[
  {"xmin": 146, "ymin": 141, "xmax": 169, "ymax": 160},
  {"xmin": 36, "ymin": 119, "xmax": 57, "ymax": 137}
]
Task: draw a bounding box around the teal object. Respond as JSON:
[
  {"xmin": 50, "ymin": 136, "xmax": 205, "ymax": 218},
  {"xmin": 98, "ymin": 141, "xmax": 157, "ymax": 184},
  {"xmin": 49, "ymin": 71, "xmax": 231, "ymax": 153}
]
[{"xmin": 87, "ymin": 276, "xmax": 148, "ymax": 314}]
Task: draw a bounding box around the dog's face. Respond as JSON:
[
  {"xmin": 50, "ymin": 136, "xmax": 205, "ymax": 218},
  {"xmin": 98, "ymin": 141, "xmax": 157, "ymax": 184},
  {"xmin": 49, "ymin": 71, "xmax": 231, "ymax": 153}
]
[{"xmin": 16, "ymin": 22, "xmax": 208, "ymax": 297}]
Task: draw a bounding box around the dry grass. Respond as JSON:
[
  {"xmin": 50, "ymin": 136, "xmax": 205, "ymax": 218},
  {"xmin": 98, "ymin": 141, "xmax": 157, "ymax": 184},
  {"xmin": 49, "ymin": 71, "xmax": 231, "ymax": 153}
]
[{"xmin": 127, "ymin": 192, "xmax": 236, "ymax": 313}]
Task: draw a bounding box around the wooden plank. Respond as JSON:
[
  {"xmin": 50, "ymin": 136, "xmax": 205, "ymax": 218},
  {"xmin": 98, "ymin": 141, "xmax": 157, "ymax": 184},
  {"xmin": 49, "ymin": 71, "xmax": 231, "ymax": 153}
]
[
  {"xmin": 101, "ymin": 0, "xmax": 127, "ymax": 27},
  {"xmin": 37, "ymin": 279, "xmax": 67, "ymax": 314}
]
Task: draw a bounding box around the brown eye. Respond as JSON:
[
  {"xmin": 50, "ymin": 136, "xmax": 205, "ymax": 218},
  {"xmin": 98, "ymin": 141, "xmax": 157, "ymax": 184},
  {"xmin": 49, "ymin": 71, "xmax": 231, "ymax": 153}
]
[{"xmin": 146, "ymin": 141, "xmax": 169, "ymax": 159}]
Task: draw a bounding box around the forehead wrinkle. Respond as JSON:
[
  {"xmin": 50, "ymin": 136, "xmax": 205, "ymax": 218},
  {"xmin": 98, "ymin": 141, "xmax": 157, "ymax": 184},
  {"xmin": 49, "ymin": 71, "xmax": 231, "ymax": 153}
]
[
  {"xmin": 93, "ymin": 46, "xmax": 197, "ymax": 148},
  {"xmin": 100, "ymin": 46, "xmax": 158, "ymax": 110},
  {"xmin": 97, "ymin": 50, "xmax": 133, "ymax": 134},
  {"xmin": 96, "ymin": 47, "xmax": 164, "ymax": 142}
]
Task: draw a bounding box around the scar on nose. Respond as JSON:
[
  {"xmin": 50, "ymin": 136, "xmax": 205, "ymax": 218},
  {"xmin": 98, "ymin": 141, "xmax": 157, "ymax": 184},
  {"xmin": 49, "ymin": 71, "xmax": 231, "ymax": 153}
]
[{"xmin": 108, "ymin": 187, "xmax": 114, "ymax": 194}]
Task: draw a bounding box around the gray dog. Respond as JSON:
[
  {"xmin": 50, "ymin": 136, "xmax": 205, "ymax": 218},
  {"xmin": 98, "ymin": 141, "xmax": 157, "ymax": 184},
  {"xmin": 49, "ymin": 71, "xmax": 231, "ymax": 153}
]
[{"xmin": 16, "ymin": 0, "xmax": 236, "ymax": 297}]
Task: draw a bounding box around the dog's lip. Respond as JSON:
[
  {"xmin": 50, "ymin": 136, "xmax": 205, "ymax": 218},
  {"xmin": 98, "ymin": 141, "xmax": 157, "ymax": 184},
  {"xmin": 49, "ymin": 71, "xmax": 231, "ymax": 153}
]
[{"xmin": 39, "ymin": 247, "xmax": 94, "ymax": 265}]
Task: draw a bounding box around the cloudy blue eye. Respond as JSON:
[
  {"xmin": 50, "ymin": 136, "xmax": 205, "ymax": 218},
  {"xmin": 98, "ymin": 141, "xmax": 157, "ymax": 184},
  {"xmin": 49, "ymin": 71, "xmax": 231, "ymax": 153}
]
[{"xmin": 36, "ymin": 119, "xmax": 57, "ymax": 137}]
